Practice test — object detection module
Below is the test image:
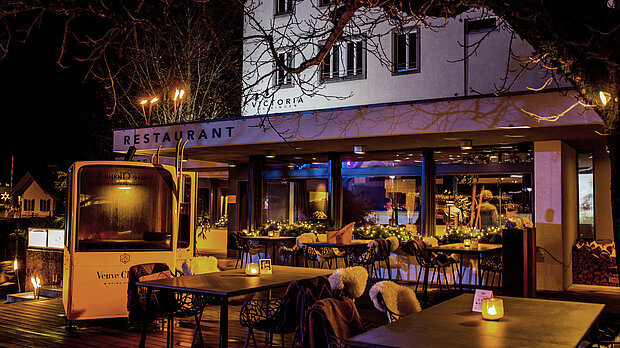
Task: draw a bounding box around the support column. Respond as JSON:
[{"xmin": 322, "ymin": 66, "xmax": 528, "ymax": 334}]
[
  {"xmin": 328, "ymin": 152, "xmax": 343, "ymax": 229},
  {"xmin": 248, "ymin": 155, "xmax": 264, "ymax": 232},
  {"xmin": 420, "ymin": 148, "xmax": 436, "ymax": 237}
]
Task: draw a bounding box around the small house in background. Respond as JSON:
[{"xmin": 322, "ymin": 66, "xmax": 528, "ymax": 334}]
[{"xmin": 10, "ymin": 172, "xmax": 60, "ymax": 218}]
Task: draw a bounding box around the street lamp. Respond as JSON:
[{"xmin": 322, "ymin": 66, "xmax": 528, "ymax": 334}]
[
  {"xmin": 139, "ymin": 99, "xmax": 148, "ymax": 124},
  {"xmin": 174, "ymin": 89, "xmax": 185, "ymax": 122},
  {"xmin": 148, "ymin": 97, "xmax": 159, "ymax": 124}
]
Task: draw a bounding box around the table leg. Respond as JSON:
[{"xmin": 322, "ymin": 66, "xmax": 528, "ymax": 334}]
[
  {"xmin": 477, "ymin": 253, "xmax": 481, "ymax": 287},
  {"xmin": 265, "ymin": 289, "xmax": 272, "ymax": 347},
  {"xmin": 220, "ymin": 297, "xmax": 229, "ymax": 348},
  {"xmin": 139, "ymin": 287, "xmax": 152, "ymax": 348},
  {"xmin": 457, "ymin": 254, "xmax": 464, "ymax": 292}
]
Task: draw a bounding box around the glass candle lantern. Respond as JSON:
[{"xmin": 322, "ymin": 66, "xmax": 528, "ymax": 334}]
[
  {"xmin": 471, "ymin": 238, "xmax": 479, "ymax": 248},
  {"xmin": 245, "ymin": 263, "xmax": 260, "ymax": 276},
  {"xmin": 481, "ymin": 297, "xmax": 504, "ymax": 320},
  {"xmin": 463, "ymin": 239, "xmax": 471, "ymax": 248},
  {"xmin": 268, "ymin": 230, "xmax": 274, "ymax": 237}
]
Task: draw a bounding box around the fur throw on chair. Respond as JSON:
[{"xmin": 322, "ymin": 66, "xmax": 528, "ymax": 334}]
[
  {"xmin": 369, "ymin": 281, "xmax": 421, "ymax": 316},
  {"xmin": 387, "ymin": 236, "xmax": 399, "ymax": 252},
  {"xmin": 182, "ymin": 256, "xmax": 220, "ymax": 276},
  {"xmin": 297, "ymin": 232, "xmax": 317, "ymax": 248},
  {"xmin": 328, "ymin": 266, "xmax": 368, "ymax": 299}
]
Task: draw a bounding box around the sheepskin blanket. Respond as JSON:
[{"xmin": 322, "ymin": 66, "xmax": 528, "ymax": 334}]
[
  {"xmin": 182, "ymin": 256, "xmax": 220, "ymax": 276},
  {"xmin": 387, "ymin": 236, "xmax": 399, "ymax": 252},
  {"xmin": 369, "ymin": 281, "xmax": 421, "ymax": 317},
  {"xmin": 328, "ymin": 266, "xmax": 368, "ymax": 299},
  {"xmin": 297, "ymin": 233, "xmax": 317, "ymax": 248}
]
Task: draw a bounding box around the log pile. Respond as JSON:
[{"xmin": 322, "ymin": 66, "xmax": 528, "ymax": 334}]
[{"xmin": 572, "ymin": 240, "xmax": 618, "ymax": 287}]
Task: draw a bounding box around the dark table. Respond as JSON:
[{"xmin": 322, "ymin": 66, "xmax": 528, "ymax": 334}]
[
  {"xmin": 344, "ymin": 293, "xmax": 604, "ymax": 348},
  {"xmin": 240, "ymin": 235, "xmax": 297, "ymax": 264},
  {"xmin": 426, "ymin": 243, "xmax": 502, "ymax": 290},
  {"xmin": 303, "ymin": 239, "xmax": 371, "ymax": 267},
  {"xmin": 137, "ymin": 265, "xmax": 333, "ymax": 348}
]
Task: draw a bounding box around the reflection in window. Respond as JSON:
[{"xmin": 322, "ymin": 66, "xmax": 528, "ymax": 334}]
[
  {"xmin": 263, "ymin": 179, "xmax": 328, "ymax": 224},
  {"xmin": 578, "ymin": 152, "xmax": 594, "ymax": 239},
  {"xmin": 435, "ymin": 174, "xmax": 532, "ymax": 233},
  {"xmin": 76, "ymin": 165, "xmax": 174, "ymax": 251},
  {"xmin": 343, "ymin": 177, "xmax": 421, "ymax": 231}
]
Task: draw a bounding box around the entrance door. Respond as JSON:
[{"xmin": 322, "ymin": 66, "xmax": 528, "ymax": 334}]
[{"xmin": 176, "ymin": 172, "xmax": 197, "ymax": 266}]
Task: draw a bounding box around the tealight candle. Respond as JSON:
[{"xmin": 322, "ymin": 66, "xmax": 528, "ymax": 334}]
[
  {"xmin": 268, "ymin": 230, "xmax": 274, "ymax": 237},
  {"xmin": 463, "ymin": 239, "xmax": 471, "ymax": 248},
  {"xmin": 245, "ymin": 263, "xmax": 260, "ymax": 276},
  {"xmin": 481, "ymin": 297, "xmax": 504, "ymax": 320}
]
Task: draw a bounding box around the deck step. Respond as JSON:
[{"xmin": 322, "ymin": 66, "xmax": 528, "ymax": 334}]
[{"xmin": 6, "ymin": 286, "xmax": 62, "ymax": 303}]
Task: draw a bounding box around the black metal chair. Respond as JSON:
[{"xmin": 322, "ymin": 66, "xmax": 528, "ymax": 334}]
[
  {"xmin": 480, "ymin": 249, "xmax": 503, "ymax": 288},
  {"xmin": 307, "ymin": 297, "xmax": 365, "ymax": 348},
  {"xmin": 128, "ymin": 263, "xmax": 207, "ymax": 348},
  {"xmin": 369, "ymin": 281, "xmax": 421, "ymax": 323},
  {"xmin": 231, "ymin": 231, "xmax": 262, "ymax": 269},
  {"xmin": 400, "ymin": 240, "xmax": 456, "ymax": 299},
  {"xmin": 297, "ymin": 233, "xmax": 339, "ymax": 269},
  {"xmin": 240, "ymin": 275, "xmax": 334, "ymax": 348}
]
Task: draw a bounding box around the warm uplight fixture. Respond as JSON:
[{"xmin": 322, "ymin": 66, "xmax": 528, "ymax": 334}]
[
  {"xmin": 265, "ymin": 150, "xmax": 276, "ymax": 159},
  {"xmin": 245, "ymin": 263, "xmax": 260, "ymax": 276},
  {"xmin": 481, "ymin": 297, "xmax": 504, "ymax": 320},
  {"xmin": 31, "ymin": 276, "xmax": 41, "ymax": 300},
  {"xmin": 460, "ymin": 140, "xmax": 473, "ymax": 150},
  {"xmin": 600, "ymin": 91, "xmax": 612, "ymax": 106},
  {"xmin": 354, "ymin": 145, "xmax": 365, "ymax": 155}
]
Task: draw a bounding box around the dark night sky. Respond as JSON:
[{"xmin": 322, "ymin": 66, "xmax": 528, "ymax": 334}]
[{"xmin": 0, "ymin": 16, "xmax": 111, "ymax": 186}]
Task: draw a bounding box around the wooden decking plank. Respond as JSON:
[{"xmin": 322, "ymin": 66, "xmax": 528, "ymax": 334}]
[{"xmin": 0, "ymin": 297, "xmax": 298, "ymax": 347}]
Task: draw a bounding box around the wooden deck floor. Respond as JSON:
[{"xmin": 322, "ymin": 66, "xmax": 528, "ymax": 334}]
[{"xmin": 0, "ymin": 296, "xmax": 296, "ymax": 348}]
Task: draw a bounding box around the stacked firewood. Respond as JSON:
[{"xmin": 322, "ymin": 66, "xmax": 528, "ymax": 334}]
[{"xmin": 572, "ymin": 240, "xmax": 619, "ymax": 286}]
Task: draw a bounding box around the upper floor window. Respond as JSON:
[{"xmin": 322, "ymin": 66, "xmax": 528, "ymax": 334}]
[
  {"xmin": 465, "ymin": 17, "xmax": 497, "ymax": 33},
  {"xmin": 276, "ymin": 51, "xmax": 293, "ymax": 87},
  {"xmin": 24, "ymin": 199, "xmax": 35, "ymax": 211},
  {"xmin": 318, "ymin": 0, "xmax": 331, "ymax": 6},
  {"xmin": 320, "ymin": 38, "xmax": 365, "ymax": 81},
  {"xmin": 275, "ymin": 0, "xmax": 293, "ymax": 15},
  {"xmin": 40, "ymin": 199, "xmax": 51, "ymax": 212},
  {"xmin": 393, "ymin": 27, "xmax": 419, "ymax": 74}
]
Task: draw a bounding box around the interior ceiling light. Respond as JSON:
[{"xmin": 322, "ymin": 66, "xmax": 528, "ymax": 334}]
[
  {"xmin": 460, "ymin": 140, "xmax": 473, "ymax": 150},
  {"xmin": 353, "ymin": 145, "xmax": 365, "ymax": 155},
  {"xmin": 265, "ymin": 150, "xmax": 276, "ymax": 159}
]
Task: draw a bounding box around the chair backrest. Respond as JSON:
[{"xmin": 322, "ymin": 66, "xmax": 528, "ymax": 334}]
[
  {"xmin": 402, "ymin": 239, "xmax": 433, "ymax": 267},
  {"xmin": 126, "ymin": 263, "xmax": 174, "ymax": 323},
  {"xmin": 297, "ymin": 232, "xmax": 318, "ymax": 248},
  {"xmin": 373, "ymin": 238, "xmax": 391, "ymax": 260},
  {"xmin": 369, "ymin": 281, "xmax": 421, "ymax": 322},
  {"xmin": 298, "ymin": 275, "xmax": 335, "ymax": 347},
  {"xmin": 328, "ymin": 266, "xmax": 368, "ymax": 299},
  {"xmin": 307, "ymin": 297, "xmax": 364, "ymax": 348}
]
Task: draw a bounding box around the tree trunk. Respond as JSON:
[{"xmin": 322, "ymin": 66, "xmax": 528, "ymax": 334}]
[{"xmin": 608, "ymin": 130, "xmax": 620, "ymax": 275}]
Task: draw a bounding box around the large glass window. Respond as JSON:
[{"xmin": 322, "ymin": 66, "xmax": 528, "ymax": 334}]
[
  {"xmin": 578, "ymin": 151, "xmax": 594, "ymax": 239},
  {"xmin": 342, "ymin": 152, "xmax": 423, "ymax": 231},
  {"xmin": 263, "ymin": 178, "xmax": 328, "ymax": 223},
  {"xmin": 434, "ymin": 144, "xmax": 534, "ymax": 235},
  {"xmin": 76, "ymin": 165, "xmax": 175, "ymax": 251}
]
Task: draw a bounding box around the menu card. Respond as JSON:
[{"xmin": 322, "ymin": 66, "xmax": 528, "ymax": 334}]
[{"xmin": 472, "ymin": 289, "xmax": 494, "ymax": 312}]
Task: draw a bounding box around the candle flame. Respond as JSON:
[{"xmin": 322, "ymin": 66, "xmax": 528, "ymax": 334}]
[
  {"xmin": 30, "ymin": 276, "xmax": 41, "ymax": 289},
  {"xmin": 487, "ymin": 305, "xmax": 497, "ymax": 316},
  {"xmin": 13, "ymin": 259, "xmax": 17, "ymax": 271}
]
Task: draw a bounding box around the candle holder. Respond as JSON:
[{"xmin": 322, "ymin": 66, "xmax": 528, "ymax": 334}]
[
  {"xmin": 463, "ymin": 239, "xmax": 471, "ymax": 248},
  {"xmin": 245, "ymin": 263, "xmax": 260, "ymax": 276},
  {"xmin": 268, "ymin": 231, "xmax": 274, "ymax": 237},
  {"xmin": 471, "ymin": 238, "xmax": 479, "ymax": 248},
  {"xmin": 481, "ymin": 297, "xmax": 504, "ymax": 320}
]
